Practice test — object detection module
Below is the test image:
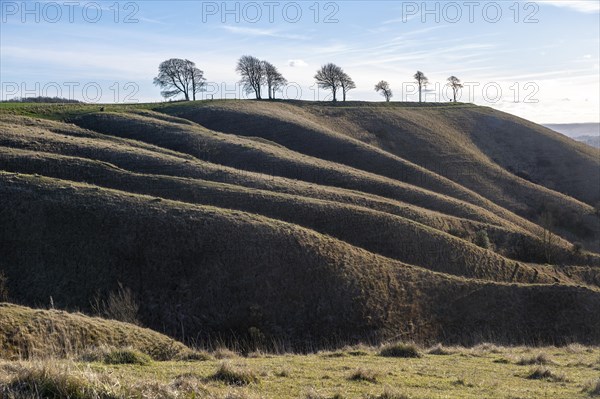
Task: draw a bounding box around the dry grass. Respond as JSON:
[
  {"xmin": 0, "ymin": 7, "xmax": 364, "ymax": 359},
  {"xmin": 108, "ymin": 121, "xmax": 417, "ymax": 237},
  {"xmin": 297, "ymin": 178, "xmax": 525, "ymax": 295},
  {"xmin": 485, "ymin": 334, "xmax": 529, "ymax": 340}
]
[
  {"xmin": 583, "ymin": 378, "xmax": 600, "ymax": 396},
  {"xmin": 213, "ymin": 347, "xmax": 239, "ymax": 360},
  {"xmin": 274, "ymin": 366, "xmax": 291, "ymax": 377},
  {"xmin": 348, "ymin": 368, "xmax": 379, "ymax": 383},
  {"xmin": 1, "ymin": 344, "xmax": 599, "ymax": 399},
  {"xmin": 0, "ymin": 303, "xmax": 188, "ymax": 361},
  {"xmin": 211, "ymin": 362, "xmax": 260, "ymax": 386},
  {"xmin": 526, "ymin": 366, "xmax": 568, "ymax": 382},
  {"xmin": 79, "ymin": 346, "xmax": 151, "ymax": 365},
  {"xmin": 567, "ymin": 343, "xmax": 594, "ymax": 354},
  {"xmin": 177, "ymin": 349, "xmax": 212, "ymax": 362},
  {"xmin": 379, "ymin": 343, "xmax": 422, "ymax": 358},
  {"xmin": 426, "ymin": 344, "xmax": 456, "ymax": 355},
  {"xmin": 0, "ymin": 361, "xmax": 121, "ymax": 399},
  {"xmin": 471, "ymin": 343, "xmax": 505, "ymax": 355},
  {"xmin": 516, "ymin": 352, "xmax": 555, "ymax": 366},
  {"xmin": 365, "ymin": 386, "xmax": 411, "ymax": 399}
]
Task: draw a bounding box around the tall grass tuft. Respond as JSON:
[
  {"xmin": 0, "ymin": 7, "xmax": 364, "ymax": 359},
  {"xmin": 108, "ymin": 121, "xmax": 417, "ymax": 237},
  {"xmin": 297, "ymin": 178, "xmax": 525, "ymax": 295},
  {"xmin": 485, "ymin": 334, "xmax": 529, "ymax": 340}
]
[
  {"xmin": 379, "ymin": 342, "xmax": 422, "ymax": 358},
  {"xmin": 348, "ymin": 368, "xmax": 379, "ymax": 383},
  {"xmin": 583, "ymin": 378, "xmax": 600, "ymax": 396},
  {"xmin": 211, "ymin": 362, "xmax": 259, "ymax": 385},
  {"xmin": 526, "ymin": 366, "xmax": 567, "ymax": 382}
]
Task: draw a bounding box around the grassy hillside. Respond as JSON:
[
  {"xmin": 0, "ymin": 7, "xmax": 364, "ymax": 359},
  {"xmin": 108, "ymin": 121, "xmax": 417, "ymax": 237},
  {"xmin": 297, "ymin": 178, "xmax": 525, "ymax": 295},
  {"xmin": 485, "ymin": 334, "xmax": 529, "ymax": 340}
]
[
  {"xmin": 157, "ymin": 101, "xmax": 599, "ymax": 249},
  {"xmin": 0, "ymin": 303, "xmax": 188, "ymax": 360},
  {"xmin": 1, "ymin": 101, "xmax": 599, "ymax": 348}
]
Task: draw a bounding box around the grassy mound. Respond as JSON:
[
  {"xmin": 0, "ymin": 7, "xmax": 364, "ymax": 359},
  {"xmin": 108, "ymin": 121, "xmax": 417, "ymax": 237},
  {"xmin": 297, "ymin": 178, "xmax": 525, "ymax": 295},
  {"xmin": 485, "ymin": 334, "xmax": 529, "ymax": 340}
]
[
  {"xmin": 379, "ymin": 343, "xmax": 422, "ymax": 358},
  {"xmin": 0, "ymin": 303, "xmax": 188, "ymax": 360}
]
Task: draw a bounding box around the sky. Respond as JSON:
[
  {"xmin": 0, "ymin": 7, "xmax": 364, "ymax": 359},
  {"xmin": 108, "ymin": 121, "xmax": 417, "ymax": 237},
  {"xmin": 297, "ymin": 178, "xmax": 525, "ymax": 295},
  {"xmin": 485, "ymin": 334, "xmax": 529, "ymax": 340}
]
[{"xmin": 1, "ymin": 0, "xmax": 599, "ymax": 124}]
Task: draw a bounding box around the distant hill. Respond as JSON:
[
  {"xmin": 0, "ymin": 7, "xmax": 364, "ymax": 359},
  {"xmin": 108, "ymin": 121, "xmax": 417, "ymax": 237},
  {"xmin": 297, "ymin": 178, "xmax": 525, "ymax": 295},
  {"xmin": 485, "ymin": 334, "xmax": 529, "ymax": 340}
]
[
  {"xmin": 1, "ymin": 101, "xmax": 599, "ymax": 348},
  {"xmin": 544, "ymin": 123, "xmax": 600, "ymax": 138},
  {"xmin": 573, "ymin": 135, "xmax": 600, "ymax": 148},
  {"xmin": 0, "ymin": 96, "xmax": 83, "ymax": 104},
  {"xmin": 544, "ymin": 123, "xmax": 600, "ymax": 148}
]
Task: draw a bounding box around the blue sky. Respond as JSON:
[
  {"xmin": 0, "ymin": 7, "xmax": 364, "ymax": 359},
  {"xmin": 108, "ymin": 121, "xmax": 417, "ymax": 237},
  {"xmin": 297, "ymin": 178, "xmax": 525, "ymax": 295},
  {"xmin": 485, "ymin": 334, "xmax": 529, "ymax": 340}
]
[{"xmin": 1, "ymin": 0, "xmax": 599, "ymax": 123}]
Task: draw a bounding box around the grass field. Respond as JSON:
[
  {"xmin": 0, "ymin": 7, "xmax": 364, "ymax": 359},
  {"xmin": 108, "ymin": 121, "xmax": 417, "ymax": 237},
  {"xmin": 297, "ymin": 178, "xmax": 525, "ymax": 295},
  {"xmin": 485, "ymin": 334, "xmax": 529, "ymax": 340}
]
[
  {"xmin": 2, "ymin": 344, "xmax": 599, "ymax": 398},
  {"xmin": 2, "ymin": 304, "xmax": 599, "ymax": 399}
]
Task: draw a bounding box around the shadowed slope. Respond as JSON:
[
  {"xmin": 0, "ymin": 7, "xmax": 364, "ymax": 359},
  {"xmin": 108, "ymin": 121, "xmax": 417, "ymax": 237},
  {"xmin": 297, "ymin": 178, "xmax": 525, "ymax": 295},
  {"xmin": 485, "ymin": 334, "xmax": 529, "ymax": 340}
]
[
  {"xmin": 1, "ymin": 173, "xmax": 600, "ymax": 346},
  {"xmin": 0, "ymin": 115, "xmax": 523, "ymax": 232},
  {"xmin": 70, "ymin": 111, "xmax": 557, "ymax": 238},
  {"xmin": 4, "ymin": 147, "xmax": 593, "ymax": 283},
  {"xmin": 161, "ymin": 101, "xmax": 599, "ymax": 250},
  {"xmin": 1, "ymin": 101, "xmax": 600, "ymax": 347}
]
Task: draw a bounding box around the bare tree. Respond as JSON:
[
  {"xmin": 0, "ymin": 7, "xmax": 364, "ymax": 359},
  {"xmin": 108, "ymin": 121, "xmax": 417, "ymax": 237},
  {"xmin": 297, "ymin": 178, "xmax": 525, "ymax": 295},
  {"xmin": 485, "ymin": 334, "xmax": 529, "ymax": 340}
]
[
  {"xmin": 315, "ymin": 63, "xmax": 343, "ymax": 101},
  {"xmin": 374, "ymin": 80, "xmax": 393, "ymax": 101},
  {"xmin": 414, "ymin": 71, "xmax": 429, "ymax": 103},
  {"xmin": 190, "ymin": 67, "xmax": 207, "ymax": 101},
  {"xmin": 271, "ymin": 73, "xmax": 287, "ymax": 99},
  {"xmin": 447, "ymin": 76, "xmax": 463, "ymax": 102},
  {"xmin": 153, "ymin": 58, "xmax": 205, "ymax": 101},
  {"xmin": 339, "ymin": 72, "xmax": 356, "ymax": 102},
  {"xmin": 236, "ymin": 55, "xmax": 265, "ymax": 99},
  {"xmin": 263, "ymin": 61, "xmax": 287, "ymax": 99}
]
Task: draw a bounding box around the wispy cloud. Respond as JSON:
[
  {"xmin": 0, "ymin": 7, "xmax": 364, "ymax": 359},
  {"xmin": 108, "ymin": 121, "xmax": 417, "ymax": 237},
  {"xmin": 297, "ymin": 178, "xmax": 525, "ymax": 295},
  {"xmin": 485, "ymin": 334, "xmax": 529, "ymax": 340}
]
[
  {"xmin": 221, "ymin": 26, "xmax": 309, "ymax": 40},
  {"xmin": 382, "ymin": 14, "xmax": 419, "ymax": 25},
  {"xmin": 540, "ymin": 0, "xmax": 600, "ymax": 13},
  {"xmin": 138, "ymin": 16, "xmax": 166, "ymax": 25}
]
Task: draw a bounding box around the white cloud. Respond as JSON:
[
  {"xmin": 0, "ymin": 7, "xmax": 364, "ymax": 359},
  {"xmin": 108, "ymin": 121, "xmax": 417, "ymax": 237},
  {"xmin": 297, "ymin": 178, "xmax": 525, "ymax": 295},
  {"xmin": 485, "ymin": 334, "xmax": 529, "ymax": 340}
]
[
  {"xmin": 288, "ymin": 59, "xmax": 308, "ymax": 67},
  {"xmin": 540, "ymin": 1, "xmax": 600, "ymax": 13}
]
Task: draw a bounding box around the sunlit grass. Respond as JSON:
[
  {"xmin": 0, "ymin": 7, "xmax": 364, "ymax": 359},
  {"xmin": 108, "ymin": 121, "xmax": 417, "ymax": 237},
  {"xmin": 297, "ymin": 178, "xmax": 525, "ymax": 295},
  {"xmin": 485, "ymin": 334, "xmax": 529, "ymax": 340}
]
[{"xmin": 2, "ymin": 345, "xmax": 598, "ymax": 399}]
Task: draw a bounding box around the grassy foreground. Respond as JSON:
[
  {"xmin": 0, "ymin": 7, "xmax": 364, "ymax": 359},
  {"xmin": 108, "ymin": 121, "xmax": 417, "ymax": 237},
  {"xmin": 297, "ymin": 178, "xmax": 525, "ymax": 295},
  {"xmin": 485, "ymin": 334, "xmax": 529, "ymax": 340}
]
[{"xmin": 1, "ymin": 344, "xmax": 599, "ymax": 399}]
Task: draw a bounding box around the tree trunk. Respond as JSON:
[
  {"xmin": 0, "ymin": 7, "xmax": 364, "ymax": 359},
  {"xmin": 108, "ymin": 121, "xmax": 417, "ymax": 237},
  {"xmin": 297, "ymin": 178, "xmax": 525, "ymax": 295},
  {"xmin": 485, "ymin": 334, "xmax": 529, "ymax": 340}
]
[
  {"xmin": 418, "ymin": 83, "xmax": 422, "ymax": 103},
  {"xmin": 332, "ymin": 88, "xmax": 337, "ymax": 102}
]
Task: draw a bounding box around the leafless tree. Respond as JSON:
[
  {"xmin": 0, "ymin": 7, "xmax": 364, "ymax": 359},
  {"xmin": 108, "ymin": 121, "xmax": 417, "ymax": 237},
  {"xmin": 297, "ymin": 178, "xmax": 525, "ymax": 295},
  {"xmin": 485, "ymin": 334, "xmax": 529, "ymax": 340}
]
[
  {"xmin": 374, "ymin": 80, "xmax": 393, "ymax": 101},
  {"xmin": 315, "ymin": 63, "xmax": 344, "ymax": 101},
  {"xmin": 263, "ymin": 61, "xmax": 287, "ymax": 99},
  {"xmin": 339, "ymin": 72, "xmax": 356, "ymax": 102},
  {"xmin": 236, "ymin": 55, "xmax": 265, "ymax": 99},
  {"xmin": 153, "ymin": 58, "xmax": 205, "ymax": 101},
  {"xmin": 447, "ymin": 76, "xmax": 463, "ymax": 102},
  {"xmin": 190, "ymin": 67, "xmax": 207, "ymax": 101},
  {"xmin": 414, "ymin": 71, "xmax": 429, "ymax": 103},
  {"xmin": 271, "ymin": 74, "xmax": 287, "ymax": 99}
]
